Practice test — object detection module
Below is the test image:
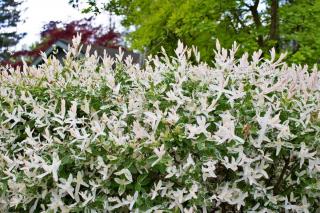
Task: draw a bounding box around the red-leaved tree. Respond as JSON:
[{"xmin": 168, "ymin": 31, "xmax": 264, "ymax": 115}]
[{"xmin": 2, "ymin": 17, "xmax": 122, "ymax": 68}]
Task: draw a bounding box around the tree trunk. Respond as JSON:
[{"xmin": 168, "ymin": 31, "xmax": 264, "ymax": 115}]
[
  {"xmin": 249, "ymin": 0, "xmax": 264, "ymax": 48},
  {"xmin": 270, "ymin": 0, "xmax": 279, "ymax": 48}
]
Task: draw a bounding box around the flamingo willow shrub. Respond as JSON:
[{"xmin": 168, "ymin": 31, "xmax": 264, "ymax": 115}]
[{"xmin": 0, "ymin": 36, "xmax": 320, "ymax": 212}]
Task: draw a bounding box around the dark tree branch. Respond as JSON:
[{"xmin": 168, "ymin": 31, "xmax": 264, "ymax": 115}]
[
  {"xmin": 254, "ymin": 0, "xmax": 260, "ymax": 8},
  {"xmin": 226, "ymin": 15, "xmax": 239, "ymax": 33},
  {"xmin": 243, "ymin": 0, "xmax": 260, "ymax": 9},
  {"xmin": 270, "ymin": 0, "xmax": 279, "ymax": 48},
  {"xmin": 243, "ymin": 2, "xmax": 251, "ymax": 8},
  {"xmin": 231, "ymin": 9, "xmax": 247, "ymax": 29},
  {"xmin": 273, "ymin": 156, "xmax": 290, "ymax": 195},
  {"xmin": 248, "ymin": 0, "xmax": 264, "ymax": 48}
]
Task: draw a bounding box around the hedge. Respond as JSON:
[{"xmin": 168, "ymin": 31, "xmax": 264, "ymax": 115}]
[{"xmin": 0, "ymin": 36, "xmax": 320, "ymax": 212}]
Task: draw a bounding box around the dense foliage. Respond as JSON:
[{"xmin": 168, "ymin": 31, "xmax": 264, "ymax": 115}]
[
  {"xmin": 1, "ymin": 36, "xmax": 320, "ymax": 212},
  {"xmin": 0, "ymin": 0, "xmax": 26, "ymax": 61},
  {"xmin": 70, "ymin": 0, "xmax": 320, "ymax": 65}
]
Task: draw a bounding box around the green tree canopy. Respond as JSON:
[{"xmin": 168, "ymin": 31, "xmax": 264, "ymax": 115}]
[
  {"xmin": 0, "ymin": 0, "xmax": 26, "ymax": 61},
  {"xmin": 71, "ymin": 0, "xmax": 320, "ymax": 65}
]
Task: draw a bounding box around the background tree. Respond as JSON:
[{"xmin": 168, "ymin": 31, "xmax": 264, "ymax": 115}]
[
  {"xmin": 70, "ymin": 0, "xmax": 320, "ymax": 65},
  {"xmin": 280, "ymin": 0, "xmax": 320, "ymax": 64},
  {"xmin": 0, "ymin": 0, "xmax": 26, "ymax": 61},
  {"xmin": 34, "ymin": 17, "xmax": 121, "ymax": 51},
  {"xmin": 3, "ymin": 17, "xmax": 122, "ymax": 67}
]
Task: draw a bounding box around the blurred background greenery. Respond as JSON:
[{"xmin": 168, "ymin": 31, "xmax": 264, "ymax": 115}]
[
  {"xmin": 1, "ymin": 0, "xmax": 320, "ymax": 66},
  {"xmin": 70, "ymin": 0, "xmax": 320, "ymax": 65}
]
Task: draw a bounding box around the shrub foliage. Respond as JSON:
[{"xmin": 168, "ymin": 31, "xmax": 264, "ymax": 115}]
[{"xmin": 0, "ymin": 36, "xmax": 320, "ymax": 212}]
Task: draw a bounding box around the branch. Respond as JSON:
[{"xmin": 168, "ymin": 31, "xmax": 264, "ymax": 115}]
[
  {"xmin": 254, "ymin": 0, "xmax": 260, "ymax": 9},
  {"xmin": 243, "ymin": 2, "xmax": 251, "ymax": 8},
  {"xmin": 248, "ymin": 0, "xmax": 264, "ymax": 48},
  {"xmin": 273, "ymin": 156, "xmax": 290, "ymax": 195},
  {"xmin": 231, "ymin": 9, "xmax": 246, "ymax": 29},
  {"xmin": 269, "ymin": 0, "xmax": 279, "ymax": 47},
  {"xmin": 227, "ymin": 15, "xmax": 239, "ymax": 33}
]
